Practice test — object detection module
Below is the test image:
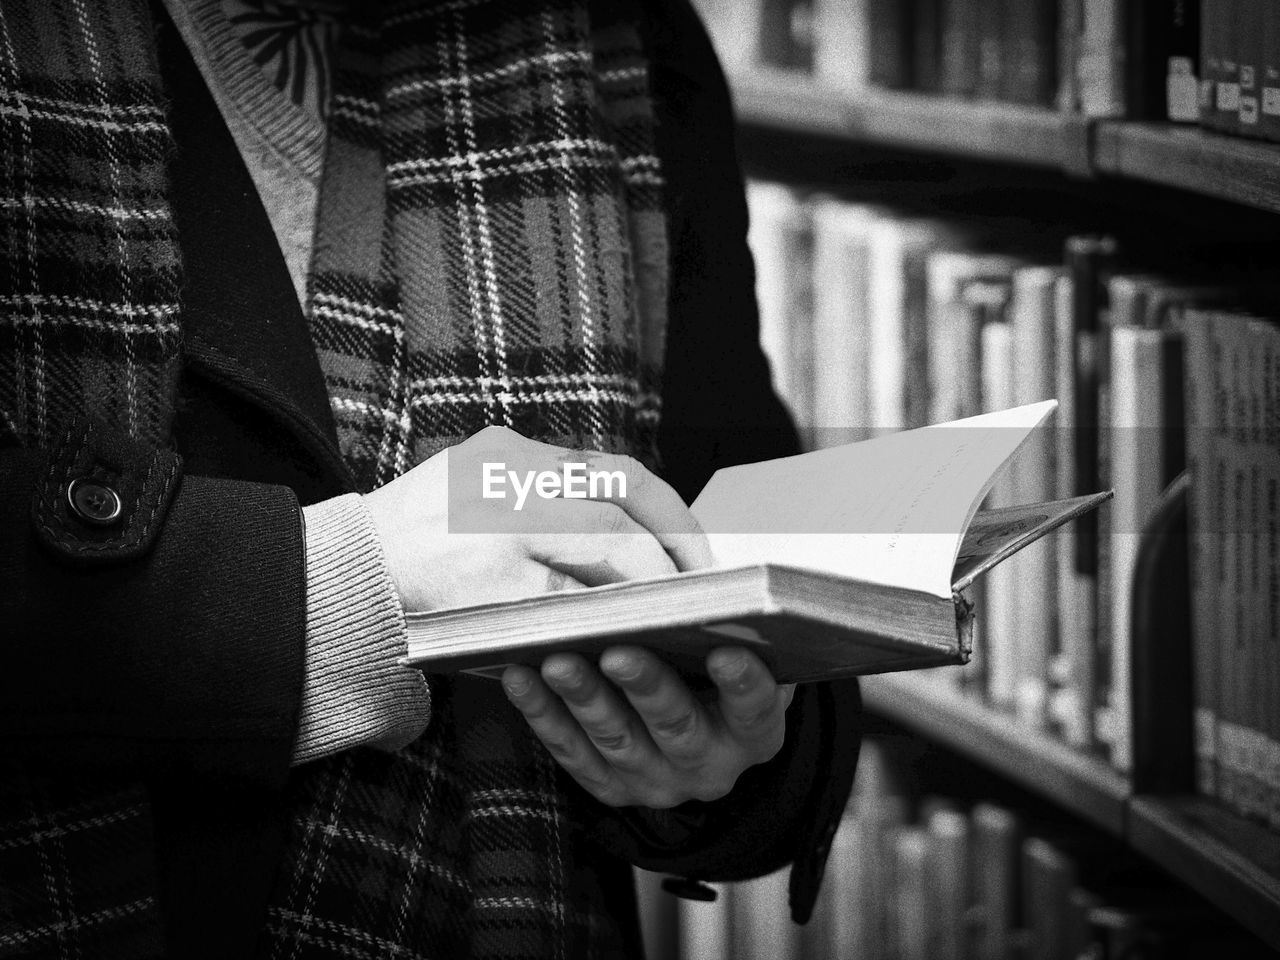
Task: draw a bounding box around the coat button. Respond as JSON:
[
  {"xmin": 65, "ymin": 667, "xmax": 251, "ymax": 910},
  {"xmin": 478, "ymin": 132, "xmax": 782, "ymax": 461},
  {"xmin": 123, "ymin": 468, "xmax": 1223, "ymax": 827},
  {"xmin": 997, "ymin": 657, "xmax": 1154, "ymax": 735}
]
[{"xmin": 67, "ymin": 478, "xmax": 123, "ymax": 526}]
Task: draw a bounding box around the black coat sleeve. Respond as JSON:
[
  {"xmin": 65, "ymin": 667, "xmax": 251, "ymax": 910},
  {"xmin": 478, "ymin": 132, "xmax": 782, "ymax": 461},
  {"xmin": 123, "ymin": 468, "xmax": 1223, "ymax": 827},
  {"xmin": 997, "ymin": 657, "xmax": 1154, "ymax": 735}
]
[
  {"xmin": 586, "ymin": 0, "xmax": 863, "ymax": 924},
  {"xmin": 0, "ymin": 420, "xmax": 306, "ymax": 791}
]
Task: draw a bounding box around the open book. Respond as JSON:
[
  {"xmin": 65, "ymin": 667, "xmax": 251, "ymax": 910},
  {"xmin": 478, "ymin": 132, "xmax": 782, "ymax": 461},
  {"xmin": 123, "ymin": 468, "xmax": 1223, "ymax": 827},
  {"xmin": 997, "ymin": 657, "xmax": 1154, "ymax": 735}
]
[{"xmin": 402, "ymin": 401, "xmax": 1110, "ymax": 683}]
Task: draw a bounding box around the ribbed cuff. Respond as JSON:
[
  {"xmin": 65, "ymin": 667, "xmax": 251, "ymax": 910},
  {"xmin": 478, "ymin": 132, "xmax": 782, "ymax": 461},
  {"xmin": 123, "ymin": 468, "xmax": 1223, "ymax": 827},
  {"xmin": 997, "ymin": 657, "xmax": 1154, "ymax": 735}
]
[{"xmin": 293, "ymin": 493, "xmax": 431, "ymax": 764}]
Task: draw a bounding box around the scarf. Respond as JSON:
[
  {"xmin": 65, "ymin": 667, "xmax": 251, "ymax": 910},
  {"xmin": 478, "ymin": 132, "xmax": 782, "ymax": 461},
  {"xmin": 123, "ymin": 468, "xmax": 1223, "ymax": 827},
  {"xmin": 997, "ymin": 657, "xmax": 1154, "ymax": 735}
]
[{"xmin": 0, "ymin": 0, "xmax": 669, "ymax": 956}]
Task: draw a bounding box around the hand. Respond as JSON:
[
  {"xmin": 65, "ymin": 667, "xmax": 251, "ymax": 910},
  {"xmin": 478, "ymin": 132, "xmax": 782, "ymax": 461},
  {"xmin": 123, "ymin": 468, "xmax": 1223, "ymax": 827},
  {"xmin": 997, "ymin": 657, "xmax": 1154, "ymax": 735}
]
[
  {"xmin": 502, "ymin": 645, "xmax": 795, "ymax": 809},
  {"xmin": 362, "ymin": 425, "xmax": 713, "ymax": 613}
]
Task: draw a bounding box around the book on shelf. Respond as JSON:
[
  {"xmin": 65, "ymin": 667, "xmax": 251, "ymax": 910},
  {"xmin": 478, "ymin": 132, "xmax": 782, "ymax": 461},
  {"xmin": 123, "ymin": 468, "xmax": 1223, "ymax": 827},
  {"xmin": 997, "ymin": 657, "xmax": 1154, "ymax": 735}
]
[{"xmin": 402, "ymin": 402, "xmax": 1110, "ymax": 683}]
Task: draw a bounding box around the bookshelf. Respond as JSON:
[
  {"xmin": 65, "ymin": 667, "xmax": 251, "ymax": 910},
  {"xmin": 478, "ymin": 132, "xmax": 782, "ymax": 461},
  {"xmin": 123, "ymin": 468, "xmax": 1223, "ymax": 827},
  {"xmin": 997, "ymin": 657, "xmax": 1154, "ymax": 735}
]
[
  {"xmin": 1128, "ymin": 797, "xmax": 1280, "ymax": 948},
  {"xmin": 723, "ymin": 61, "xmax": 1280, "ymax": 958},
  {"xmin": 731, "ymin": 67, "xmax": 1084, "ymax": 173},
  {"xmin": 730, "ymin": 68, "xmax": 1280, "ymax": 218},
  {"xmin": 862, "ymin": 674, "xmax": 1130, "ymax": 836},
  {"xmin": 1093, "ymin": 122, "xmax": 1280, "ymax": 215}
]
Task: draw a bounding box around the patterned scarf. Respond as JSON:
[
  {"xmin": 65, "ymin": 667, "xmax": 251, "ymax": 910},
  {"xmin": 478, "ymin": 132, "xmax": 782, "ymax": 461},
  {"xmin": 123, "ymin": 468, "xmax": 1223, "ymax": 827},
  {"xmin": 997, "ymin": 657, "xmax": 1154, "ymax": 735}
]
[
  {"xmin": 264, "ymin": 3, "xmax": 668, "ymax": 957},
  {"xmin": 0, "ymin": 0, "xmax": 669, "ymax": 956}
]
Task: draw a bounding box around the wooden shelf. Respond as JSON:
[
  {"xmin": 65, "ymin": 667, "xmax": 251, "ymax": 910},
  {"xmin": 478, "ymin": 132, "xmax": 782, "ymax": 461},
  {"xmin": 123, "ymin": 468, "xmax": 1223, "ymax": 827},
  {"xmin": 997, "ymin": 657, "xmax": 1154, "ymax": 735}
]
[
  {"xmin": 730, "ymin": 67, "xmax": 1080, "ymax": 172},
  {"xmin": 1128, "ymin": 796, "xmax": 1280, "ymax": 949},
  {"xmin": 730, "ymin": 70, "xmax": 1280, "ymax": 213},
  {"xmin": 1094, "ymin": 121, "xmax": 1280, "ymax": 215},
  {"xmin": 862, "ymin": 673, "xmax": 1130, "ymax": 837}
]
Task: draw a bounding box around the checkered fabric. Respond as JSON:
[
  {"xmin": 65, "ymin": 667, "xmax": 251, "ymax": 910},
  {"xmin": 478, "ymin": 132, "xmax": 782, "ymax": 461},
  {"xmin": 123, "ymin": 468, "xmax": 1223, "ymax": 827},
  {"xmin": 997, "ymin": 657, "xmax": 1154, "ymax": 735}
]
[
  {"xmin": 0, "ymin": 1, "xmax": 175, "ymax": 956},
  {"xmin": 0, "ymin": 0, "xmax": 182, "ymax": 451},
  {"xmin": 263, "ymin": 3, "xmax": 667, "ymax": 956},
  {"xmin": 0, "ymin": 0, "xmax": 669, "ymax": 957}
]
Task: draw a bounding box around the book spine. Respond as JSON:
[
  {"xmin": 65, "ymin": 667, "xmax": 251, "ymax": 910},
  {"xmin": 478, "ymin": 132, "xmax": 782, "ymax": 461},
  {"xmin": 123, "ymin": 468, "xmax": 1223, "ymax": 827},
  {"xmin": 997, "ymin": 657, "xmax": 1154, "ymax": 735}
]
[
  {"xmin": 1199, "ymin": 0, "xmax": 1219, "ymax": 122},
  {"xmin": 1170, "ymin": 0, "xmax": 1203, "ymax": 120},
  {"xmin": 1184, "ymin": 308, "xmax": 1220, "ymax": 798},
  {"xmin": 1003, "ymin": 0, "xmax": 1059, "ymax": 105},
  {"xmin": 1011, "ymin": 267, "xmax": 1062, "ymax": 729},
  {"xmin": 1079, "ymin": 0, "xmax": 1127, "ymax": 115},
  {"xmin": 746, "ymin": 182, "xmax": 816, "ymax": 449},
  {"xmin": 913, "ymin": 0, "xmax": 944, "ymax": 93},
  {"xmin": 756, "ymin": 0, "xmax": 816, "ymax": 71},
  {"xmin": 1239, "ymin": 0, "xmax": 1265, "ymax": 135},
  {"xmin": 941, "ymin": 0, "xmax": 981, "ymax": 96},
  {"xmin": 981, "ymin": 317, "xmax": 1017, "ymax": 708},
  {"xmin": 1128, "ymin": 0, "xmax": 1201, "ymax": 119},
  {"xmin": 1246, "ymin": 318, "xmax": 1269, "ymax": 820},
  {"xmin": 729, "ymin": 866, "xmax": 801, "ymax": 960},
  {"xmin": 1215, "ymin": 0, "xmax": 1242, "ymax": 133},
  {"xmin": 814, "ymin": 0, "xmax": 870, "ymax": 92},
  {"xmin": 1209, "ymin": 313, "xmax": 1239, "ymax": 811},
  {"xmin": 894, "ymin": 829, "xmax": 931, "ymax": 960},
  {"xmin": 1057, "ymin": 0, "xmax": 1084, "ymax": 111},
  {"xmin": 1052, "ymin": 273, "xmax": 1097, "ymax": 749},
  {"xmin": 1262, "ymin": 2, "xmax": 1280, "ymax": 140},
  {"xmin": 975, "ymin": 0, "xmax": 1006, "ymax": 100},
  {"xmin": 972, "ymin": 803, "xmax": 1020, "ymax": 960},
  {"xmin": 678, "ymin": 883, "xmax": 733, "ymax": 960},
  {"xmin": 1262, "ymin": 321, "xmax": 1280, "ymax": 831},
  {"xmin": 1107, "ymin": 324, "xmax": 1183, "ymax": 774},
  {"xmin": 926, "ymin": 809, "xmax": 969, "ymax": 960},
  {"xmin": 811, "ymin": 202, "xmax": 877, "ymax": 448},
  {"xmin": 867, "ymin": 0, "xmax": 914, "ymax": 89},
  {"xmin": 1021, "ymin": 838, "xmax": 1079, "ymax": 960}
]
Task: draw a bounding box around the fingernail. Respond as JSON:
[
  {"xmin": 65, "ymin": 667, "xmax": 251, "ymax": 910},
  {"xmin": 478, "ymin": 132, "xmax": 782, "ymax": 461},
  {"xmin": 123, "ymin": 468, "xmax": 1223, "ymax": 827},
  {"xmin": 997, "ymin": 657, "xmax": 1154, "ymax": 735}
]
[
  {"xmin": 503, "ymin": 676, "xmax": 531, "ymax": 698},
  {"xmin": 544, "ymin": 660, "xmax": 581, "ymax": 689},
  {"xmin": 713, "ymin": 654, "xmax": 750, "ymax": 684},
  {"xmin": 602, "ymin": 652, "xmax": 642, "ymax": 682}
]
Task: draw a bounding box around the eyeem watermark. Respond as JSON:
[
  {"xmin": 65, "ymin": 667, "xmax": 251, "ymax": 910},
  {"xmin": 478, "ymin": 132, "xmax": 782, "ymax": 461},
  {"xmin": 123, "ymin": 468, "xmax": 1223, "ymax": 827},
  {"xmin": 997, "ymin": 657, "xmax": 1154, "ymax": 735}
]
[{"xmin": 482, "ymin": 462, "xmax": 627, "ymax": 511}]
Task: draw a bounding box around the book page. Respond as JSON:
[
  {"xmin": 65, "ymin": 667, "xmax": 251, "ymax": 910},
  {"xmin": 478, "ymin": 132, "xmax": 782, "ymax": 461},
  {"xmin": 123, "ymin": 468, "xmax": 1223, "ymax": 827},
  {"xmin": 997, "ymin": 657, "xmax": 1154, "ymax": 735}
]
[{"xmin": 691, "ymin": 401, "xmax": 1056, "ymax": 598}]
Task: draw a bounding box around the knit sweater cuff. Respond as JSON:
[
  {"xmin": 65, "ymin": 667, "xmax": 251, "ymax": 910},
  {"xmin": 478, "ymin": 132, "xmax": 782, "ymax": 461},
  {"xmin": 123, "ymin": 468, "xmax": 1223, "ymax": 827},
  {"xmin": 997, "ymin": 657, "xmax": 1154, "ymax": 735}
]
[{"xmin": 293, "ymin": 493, "xmax": 431, "ymax": 764}]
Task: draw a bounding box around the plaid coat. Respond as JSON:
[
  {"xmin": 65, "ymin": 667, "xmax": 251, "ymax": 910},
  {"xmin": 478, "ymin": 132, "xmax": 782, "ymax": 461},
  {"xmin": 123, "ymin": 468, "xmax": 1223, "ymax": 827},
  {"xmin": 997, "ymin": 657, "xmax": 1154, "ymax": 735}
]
[{"xmin": 0, "ymin": 0, "xmax": 861, "ymax": 956}]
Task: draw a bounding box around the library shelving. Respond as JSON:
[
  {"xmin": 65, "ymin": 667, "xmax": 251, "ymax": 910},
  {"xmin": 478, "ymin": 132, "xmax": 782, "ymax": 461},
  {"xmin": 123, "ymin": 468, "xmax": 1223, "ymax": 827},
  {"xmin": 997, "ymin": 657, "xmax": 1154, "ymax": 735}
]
[
  {"xmin": 861, "ymin": 674, "xmax": 1129, "ymax": 836},
  {"xmin": 730, "ymin": 66, "xmax": 1085, "ymax": 173},
  {"xmin": 730, "ymin": 67, "xmax": 1280, "ymax": 218},
  {"xmin": 725, "ymin": 64, "xmax": 1280, "ymax": 954}
]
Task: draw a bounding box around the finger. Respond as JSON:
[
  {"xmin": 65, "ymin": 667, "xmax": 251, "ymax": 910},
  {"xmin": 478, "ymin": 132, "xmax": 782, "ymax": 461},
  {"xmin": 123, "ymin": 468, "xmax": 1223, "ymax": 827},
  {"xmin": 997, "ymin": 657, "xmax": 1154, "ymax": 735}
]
[
  {"xmin": 706, "ymin": 647, "xmax": 788, "ymax": 760},
  {"xmin": 540, "ymin": 653, "xmax": 662, "ymax": 776},
  {"xmin": 433, "ymin": 557, "xmax": 587, "ymax": 606},
  {"xmin": 599, "ymin": 646, "xmax": 713, "ymax": 766},
  {"xmin": 576, "ymin": 451, "xmax": 714, "ymax": 573},
  {"xmin": 502, "ymin": 664, "xmax": 625, "ymax": 805},
  {"xmin": 526, "ymin": 500, "xmax": 678, "ymax": 585}
]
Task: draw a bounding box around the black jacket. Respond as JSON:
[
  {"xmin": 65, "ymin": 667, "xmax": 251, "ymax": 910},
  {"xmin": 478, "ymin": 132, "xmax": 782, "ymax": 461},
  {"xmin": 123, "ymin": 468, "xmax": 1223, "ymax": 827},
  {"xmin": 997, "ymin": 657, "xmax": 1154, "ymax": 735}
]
[{"xmin": 0, "ymin": 2, "xmax": 860, "ymax": 955}]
